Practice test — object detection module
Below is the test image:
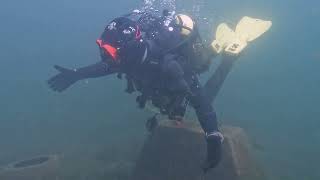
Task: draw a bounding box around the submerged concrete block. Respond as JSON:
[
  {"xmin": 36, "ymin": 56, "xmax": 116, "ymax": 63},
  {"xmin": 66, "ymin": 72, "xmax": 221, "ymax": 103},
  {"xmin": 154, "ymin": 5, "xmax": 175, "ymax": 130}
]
[{"xmin": 132, "ymin": 120, "xmax": 265, "ymax": 180}]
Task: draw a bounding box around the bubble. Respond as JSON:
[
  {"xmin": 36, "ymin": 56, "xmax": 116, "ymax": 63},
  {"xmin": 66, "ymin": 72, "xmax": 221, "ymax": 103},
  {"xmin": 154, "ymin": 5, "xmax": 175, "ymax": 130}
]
[{"xmin": 141, "ymin": 0, "xmax": 176, "ymax": 12}]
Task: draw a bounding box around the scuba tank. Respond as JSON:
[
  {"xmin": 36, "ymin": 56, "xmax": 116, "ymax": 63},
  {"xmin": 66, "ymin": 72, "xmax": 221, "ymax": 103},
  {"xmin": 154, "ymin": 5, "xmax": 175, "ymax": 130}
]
[{"xmin": 174, "ymin": 14, "xmax": 212, "ymax": 74}]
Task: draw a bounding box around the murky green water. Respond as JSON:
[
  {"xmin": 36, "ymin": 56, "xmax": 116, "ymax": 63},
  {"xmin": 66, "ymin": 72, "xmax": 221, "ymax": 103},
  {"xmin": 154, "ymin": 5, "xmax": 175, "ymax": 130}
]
[{"xmin": 0, "ymin": 0, "xmax": 319, "ymax": 179}]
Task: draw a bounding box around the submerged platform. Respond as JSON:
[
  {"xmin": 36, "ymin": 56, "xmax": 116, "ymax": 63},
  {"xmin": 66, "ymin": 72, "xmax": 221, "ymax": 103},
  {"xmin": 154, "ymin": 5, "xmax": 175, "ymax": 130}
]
[{"xmin": 131, "ymin": 120, "xmax": 265, "ymax": 180}]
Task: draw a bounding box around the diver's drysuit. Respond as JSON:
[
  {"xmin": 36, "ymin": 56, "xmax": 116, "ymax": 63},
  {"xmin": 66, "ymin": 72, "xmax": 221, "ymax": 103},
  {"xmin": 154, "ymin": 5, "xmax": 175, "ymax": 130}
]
[{"xmin": 48, "ymin": 11, "xmax": 225, "ymax": 172}]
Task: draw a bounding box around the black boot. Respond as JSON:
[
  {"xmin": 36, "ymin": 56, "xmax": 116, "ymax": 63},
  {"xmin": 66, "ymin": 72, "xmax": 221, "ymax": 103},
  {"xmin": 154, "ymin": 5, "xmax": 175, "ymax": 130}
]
[{"xmin": 202, "ymin": 131, "xmax": 224, "ymax": 173}]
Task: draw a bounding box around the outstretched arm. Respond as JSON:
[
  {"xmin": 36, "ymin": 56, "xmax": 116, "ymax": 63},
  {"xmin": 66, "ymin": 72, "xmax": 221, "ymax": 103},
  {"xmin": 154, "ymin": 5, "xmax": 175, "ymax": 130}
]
[
  {"xmin": 48, "ymin": 61, "xmax": 119, "ymax": 92},
  {"xmin": 75, "ymin": 61, "xmax": 119, "ymax": 79}
]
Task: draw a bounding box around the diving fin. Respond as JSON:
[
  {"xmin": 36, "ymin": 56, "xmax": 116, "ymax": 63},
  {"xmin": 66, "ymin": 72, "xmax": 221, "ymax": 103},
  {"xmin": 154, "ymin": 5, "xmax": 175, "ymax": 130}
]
[
  {"xmin": 211, "ymin": 16, "xmax": 272, "ymax": 55},
  {"xmin": 235, "ymin": 16, "xmax": 272, "ymax": 42},
  {"xmin": 224, "ymin": 38, "xmax": 248, "ymax": 56},
  {"xmin": 224, "ymin": 16, "xmax": 272, "ymax": 55},
  {"xmin": 205, "ymin": 17, "xmax": 272, "ymax": 103},
  {"xmin": 211, "ymin": 23, "xmax": 237, "ymax": 54}
]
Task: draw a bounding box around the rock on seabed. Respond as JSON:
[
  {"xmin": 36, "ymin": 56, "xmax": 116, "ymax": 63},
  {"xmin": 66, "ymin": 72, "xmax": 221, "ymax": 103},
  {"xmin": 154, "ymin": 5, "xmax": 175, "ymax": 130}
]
[{"xmin": 131, "ymin": 120, "xmax": 266, "ymax": 180}]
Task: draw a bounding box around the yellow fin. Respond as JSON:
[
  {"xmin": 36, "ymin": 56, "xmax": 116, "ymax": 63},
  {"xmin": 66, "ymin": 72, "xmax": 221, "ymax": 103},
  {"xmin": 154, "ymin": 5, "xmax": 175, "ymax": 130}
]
[
  {"xmin": 224, "ymin": 38, "xmax": 248, "ymax": 56},
  {"xmin": 211, "ymin": 17, "xmax": 272, "ymax": 56},
  {"xmin": 211, "ymin": 23, "xmax": 237, "ymax": 54},
  {"xmin": 235, "ymin": 16, "xmax": 272, "ymax": 42}
]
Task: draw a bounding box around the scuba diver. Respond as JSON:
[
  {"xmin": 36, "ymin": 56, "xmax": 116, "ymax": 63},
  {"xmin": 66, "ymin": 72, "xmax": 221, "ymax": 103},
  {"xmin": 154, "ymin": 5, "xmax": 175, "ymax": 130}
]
[{"xmin": 48, "ymin": 10, "xmax": 272, "ymax": 172}]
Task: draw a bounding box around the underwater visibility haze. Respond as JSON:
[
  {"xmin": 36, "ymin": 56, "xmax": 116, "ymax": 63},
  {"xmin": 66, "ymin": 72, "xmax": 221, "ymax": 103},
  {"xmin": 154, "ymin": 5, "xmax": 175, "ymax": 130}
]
[{"xmin": 0, "ymin": 0, "xmax": 320, "ymax": 179}]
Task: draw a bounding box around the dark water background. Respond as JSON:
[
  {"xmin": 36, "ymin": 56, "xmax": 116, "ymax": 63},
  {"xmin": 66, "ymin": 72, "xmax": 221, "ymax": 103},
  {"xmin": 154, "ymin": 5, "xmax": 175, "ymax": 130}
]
[{"xmin": 0, "ymin": 0, "xmax": 320, "ymax": 179}]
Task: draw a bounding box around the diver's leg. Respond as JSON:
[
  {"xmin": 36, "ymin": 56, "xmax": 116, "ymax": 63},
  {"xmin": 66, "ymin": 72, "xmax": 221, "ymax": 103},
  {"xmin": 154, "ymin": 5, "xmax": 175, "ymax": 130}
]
[
  {"xmin": 188, "ymin": 76, "xmax": 218, "ymax": 132},
  {"xmin": 187, "ymin": 77, "xmax": 223, "ymax": 171},
  {"xmin": 204, "ymin": 16, "xmax": 272, "ymax": 103},
  {"xmin": 193, "ymin": 40, "xmax": 238, "ymax": 104},
  {"xmin": 204, "ymin": 54, "xmax": 239, "ymax": 103}
]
